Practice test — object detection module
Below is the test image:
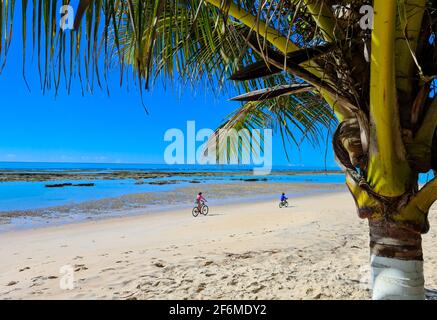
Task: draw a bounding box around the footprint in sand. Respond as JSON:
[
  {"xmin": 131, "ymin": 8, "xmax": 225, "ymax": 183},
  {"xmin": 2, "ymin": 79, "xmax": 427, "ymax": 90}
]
[
  {"xmin": 228, "ymin": 279, "xmax": 238, "ymax": 286},
  {"xmin": 74, "ymin": 264, "xmax": 88, "ymax": 272},
  {"xmin": 153, "ymin": 262, "xmax": 165, "ymax": 268},
  {"xmin": 30, "ymin": 282, "xmax": 42, "ymax": 288},
  {"xmin": 19, "ymin": 267, "xmax": 30, "ymax": 272},
  {"xmin": 251, "ymin": 285, "xmax": 266, "ymax": 294},
  {"xmin": 6, "ymin": 281, "xmax": 18, "ymax": 286},
  {"xmin": 196, "ymin": 283, "xmax": 206, "ymax": 292},
  {"xmin": 31, "ymin": 291, "xmax": 43, "ymax": 295}
]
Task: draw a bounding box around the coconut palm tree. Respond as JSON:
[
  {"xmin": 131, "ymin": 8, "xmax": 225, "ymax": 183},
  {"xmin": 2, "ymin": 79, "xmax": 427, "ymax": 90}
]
[{"xmin": 0, "ymin": 0, "xmax": 436, "ymax": 299}]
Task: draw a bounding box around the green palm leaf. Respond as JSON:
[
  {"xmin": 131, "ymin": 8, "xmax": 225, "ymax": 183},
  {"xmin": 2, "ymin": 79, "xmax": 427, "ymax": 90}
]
[{"xmin": 229, "ymin": 84, "xmax": 313, "ymax": 101}]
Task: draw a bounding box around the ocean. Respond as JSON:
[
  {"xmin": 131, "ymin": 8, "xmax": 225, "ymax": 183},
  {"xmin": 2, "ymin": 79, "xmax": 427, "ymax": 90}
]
[{"xmin": 0, "ymin": 161, "xmax": 433, "ymax": 213}]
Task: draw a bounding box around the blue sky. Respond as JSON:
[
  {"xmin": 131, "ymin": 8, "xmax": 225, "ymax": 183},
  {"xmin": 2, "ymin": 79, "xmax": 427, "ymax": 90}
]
[{"xmin": 0, "ymin": 3, "xmax": 337, "ymax": 168}]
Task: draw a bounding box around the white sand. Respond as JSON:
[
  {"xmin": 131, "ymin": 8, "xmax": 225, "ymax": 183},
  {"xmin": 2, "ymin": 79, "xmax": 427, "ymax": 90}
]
[{"xmin": 1, "ymin": 191, "xmax": 436, "ymax": 300}]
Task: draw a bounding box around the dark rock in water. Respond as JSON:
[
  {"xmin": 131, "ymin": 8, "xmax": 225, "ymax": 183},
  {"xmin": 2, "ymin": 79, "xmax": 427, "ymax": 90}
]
[
  {"xmin": 45, "ymin": 183, "xmax": 94, "ymax": 188},
  {"xmin": 73, "ymin": 183, "xmax": 95, "ymax": 187},
  {"xmin": 148, "ymin": 180, "xmax": 178, "ymax": 185},
  {"xmin": 229, "ymin": 178, "xmax": 268, "ymax": 182},
  {"xmin": 148, "ymin": 181, "xmax": 167, "ymax": 185},
  {"xmin": 242, "ymin": 178, "xmax": 268, "ymax": 182},
  {"xmin": 45, "ymin": 183, "xmax": 73, "ymax": 188},
  {"xmin": 189, "ymin": 180, "xmax": 201, "ymax": 184}
]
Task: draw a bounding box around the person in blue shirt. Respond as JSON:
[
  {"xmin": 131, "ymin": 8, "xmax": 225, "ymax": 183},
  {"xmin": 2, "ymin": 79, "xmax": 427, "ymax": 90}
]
[{"xmin": 281, "ymin": 193, "xmax": 288, "ymax": 202}]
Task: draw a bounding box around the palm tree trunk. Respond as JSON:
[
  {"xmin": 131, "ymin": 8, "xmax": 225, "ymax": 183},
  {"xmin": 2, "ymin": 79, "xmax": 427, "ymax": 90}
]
[{"xmin": 369, "ymin": 220, "xmax": 425, "ymax": 300}]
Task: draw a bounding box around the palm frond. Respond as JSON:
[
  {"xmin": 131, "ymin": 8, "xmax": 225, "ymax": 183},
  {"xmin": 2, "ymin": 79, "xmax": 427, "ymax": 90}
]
[
  {"xmin": 229, "ymin": 84, "xmax": 313, "ymax": 101},
  {"xmin": 0, "ymin": 0, "xmax": 436, "ymax": 165},
  {"xmin": 208, "ymin": 92, "xmax": 337, "ymax": 163},
  {"xmin": 229, "ymin": 60, "xmax": 281, "ymax": 81}
]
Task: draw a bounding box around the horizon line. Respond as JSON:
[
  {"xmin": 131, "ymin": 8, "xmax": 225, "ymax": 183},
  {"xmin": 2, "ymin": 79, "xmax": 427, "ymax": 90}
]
[{"xmin": 0, "ymin": 160, "xmax": 341, "ymax": 169}]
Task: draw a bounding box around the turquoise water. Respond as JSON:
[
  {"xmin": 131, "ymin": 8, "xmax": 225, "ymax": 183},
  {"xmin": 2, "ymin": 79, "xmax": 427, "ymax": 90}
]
[
  {"xmin": 0, "ymin": 173, "xmax": 344, "ymax": 212},
  {"xmin": 0, "ymin": 162, "xmax": 434, "ymax": 212},
  {"xmin": 0, "ymin": 179, "xmax": 183, "ymax": 211}
]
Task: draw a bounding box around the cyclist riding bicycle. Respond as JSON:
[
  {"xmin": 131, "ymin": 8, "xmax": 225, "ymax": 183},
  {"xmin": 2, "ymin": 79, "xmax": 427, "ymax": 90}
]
[
  {"xmin": 281, "ymin": 193, "xmax": 288, "ymax": 202},
  {"xmin": 196, "ymin": 192, "xmax": 207, "ymax": 211}
]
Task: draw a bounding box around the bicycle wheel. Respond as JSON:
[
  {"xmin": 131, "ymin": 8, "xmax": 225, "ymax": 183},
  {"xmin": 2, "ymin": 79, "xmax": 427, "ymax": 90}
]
[
  {"xmin": 279, "ymin": 202, "xmax": 284, "ymax": 208},
  {"xmin": 202, "ymin": 205, "xmax": 209, "ymax": 216},
  {"xmin": 192, "ymin": 207, "xmax": 199, "ymax": 217},
  {"xmin": 284, "ymin": 201, "xmax": 289, "ymax": 208}
]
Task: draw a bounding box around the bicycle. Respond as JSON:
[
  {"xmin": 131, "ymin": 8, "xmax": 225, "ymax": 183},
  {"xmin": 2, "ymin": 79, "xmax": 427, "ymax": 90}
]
[
  {"xmin": 279, "ymin": 200, "xmax": 289, "ymax": 208},
  {"xmin": 192, "ymin": 201, "xmax": 209, "ymax": 217}
]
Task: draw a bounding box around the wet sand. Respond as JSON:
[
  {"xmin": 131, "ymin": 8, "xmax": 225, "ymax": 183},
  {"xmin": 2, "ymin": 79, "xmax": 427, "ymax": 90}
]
[{"xmin": 0, "ymin": 182, "xmax": 346, "ymax": 231}]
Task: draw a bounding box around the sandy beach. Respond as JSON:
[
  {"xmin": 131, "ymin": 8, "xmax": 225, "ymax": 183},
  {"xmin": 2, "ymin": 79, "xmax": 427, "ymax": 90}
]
[{"xmin": 1, "ymin": 190, "xmax": 436, "ymax": 300}]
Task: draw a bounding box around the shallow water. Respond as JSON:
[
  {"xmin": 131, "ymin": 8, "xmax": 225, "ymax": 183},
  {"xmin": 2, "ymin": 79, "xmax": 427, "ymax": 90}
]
[
  {"xmin": 0, "ymin": 173, "xmax": 346, "ymax": 212},
  {"xmin": 0, "ymin": 162, "xmax": 433, "ymax": 232},
  {"xmin": 0, "ymin": 170, "xmax": 434, "ymax": 212},
  {"xmin": 0, "ymin": 181, "xmax": 347, "ymax": 233},
  {"xmin": 0, "ymin": 179, "xmax": 183, "ymax": 211}
]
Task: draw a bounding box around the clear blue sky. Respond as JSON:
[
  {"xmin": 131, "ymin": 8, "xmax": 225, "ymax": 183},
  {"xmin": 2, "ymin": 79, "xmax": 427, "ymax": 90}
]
[{"xmin": 0, "ymin": 4, "xmax": 337, "ymax": 168}]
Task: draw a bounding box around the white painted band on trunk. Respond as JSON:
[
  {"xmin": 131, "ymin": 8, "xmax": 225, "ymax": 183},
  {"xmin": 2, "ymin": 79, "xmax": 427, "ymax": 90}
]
[{"xmin": 371, "ymin": 255, "xmax": 425, "ymax": 300}]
